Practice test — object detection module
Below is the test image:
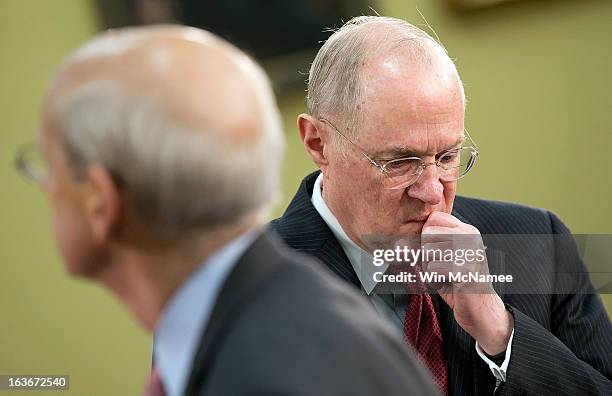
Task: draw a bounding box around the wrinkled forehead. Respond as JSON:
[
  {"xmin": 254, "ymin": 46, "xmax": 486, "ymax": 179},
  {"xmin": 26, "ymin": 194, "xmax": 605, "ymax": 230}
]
[
  {"xmin": 354, "ymin": 48, "xmax": 465, "ymax": 155},
  {"xmin": 360, "ymin": 126, "xmax": 466, "ymax": 160}
]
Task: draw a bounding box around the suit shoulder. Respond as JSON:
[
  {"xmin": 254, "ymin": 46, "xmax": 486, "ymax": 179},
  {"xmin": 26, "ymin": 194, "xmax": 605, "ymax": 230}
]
[
  {"xmin": 207, "ymin": 252, "xmax": 436, "ymax": 394},
  {"xmin": 454, "ymin": 195, "xmax": 545, "ymax": 214},
  {"xmin": 453, "ymin": 195, "xmax": 560, "ymax": 233},
  {"xmin": 268, "ymin": 217, "xmax": 280, "ymax": 232}
]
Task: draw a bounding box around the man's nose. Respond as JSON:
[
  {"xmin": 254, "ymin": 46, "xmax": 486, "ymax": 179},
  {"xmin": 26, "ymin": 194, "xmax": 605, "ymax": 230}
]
[{"xmin": 405, "ymin": 163, "xmax": 444, "ymax": 205}]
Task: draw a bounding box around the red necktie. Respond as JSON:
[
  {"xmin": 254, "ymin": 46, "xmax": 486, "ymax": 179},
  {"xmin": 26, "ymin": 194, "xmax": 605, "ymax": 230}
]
[
  {"xmin": 143, "ymin": 366, "xmax": 167, "ymax": 396},
  {"xmin": 403, "ymin": 271, "xmax": 448, "ymax": 394}
]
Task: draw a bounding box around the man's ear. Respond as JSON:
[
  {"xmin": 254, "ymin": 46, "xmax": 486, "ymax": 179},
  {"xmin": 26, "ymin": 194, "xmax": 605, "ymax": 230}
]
[
  {"xmin": 297, "ymin": 114, "xmax": 329, "ymax": 172},
  {"xmin": 83, "ymin": 165, "xmax": 122, "ymax": 245}
]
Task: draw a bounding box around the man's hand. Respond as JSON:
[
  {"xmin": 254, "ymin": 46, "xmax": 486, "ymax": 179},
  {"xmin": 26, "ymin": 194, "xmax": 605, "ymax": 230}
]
[{"xmin": 421, "ymin": 211, "xmax": 514, "ymax": 355}]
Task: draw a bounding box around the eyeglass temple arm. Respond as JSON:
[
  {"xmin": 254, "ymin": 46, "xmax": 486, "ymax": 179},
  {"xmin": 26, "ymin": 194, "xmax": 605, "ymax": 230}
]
[{"xmin": 319, "ymin": 117, "xmax": 385, "ymax": 168}]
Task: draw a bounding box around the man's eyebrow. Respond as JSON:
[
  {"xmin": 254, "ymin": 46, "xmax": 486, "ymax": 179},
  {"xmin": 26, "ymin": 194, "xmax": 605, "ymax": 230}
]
[
  {"xmin": 372, "ymin": 135, "xmax": 465, "ymax": 160},
  {"xmin": 372, "ymin": 146, "xmax": 419, "ymax": 160},
  {"xmin": 441, "ymin": 135, "xmax": 466, "ymax": 152}
]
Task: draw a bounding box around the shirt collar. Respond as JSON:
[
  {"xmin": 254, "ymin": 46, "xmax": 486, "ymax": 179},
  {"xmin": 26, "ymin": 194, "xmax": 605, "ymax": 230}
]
[
  {"xmin": 310, "ymin": 172, "xmax": 383, "ymax": 294},
  {"xmin": 153, "ymin": 229, "xmax": 259, "ymax": 396}
]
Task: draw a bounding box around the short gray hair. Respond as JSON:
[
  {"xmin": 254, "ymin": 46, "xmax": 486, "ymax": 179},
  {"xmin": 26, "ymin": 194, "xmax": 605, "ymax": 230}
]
[
  {"xmin": 55, "ymin": 78, "xmax": 283, "ymax": 234},
  {"xmin": 307, "ymin": 16, "xmax": 464, "ymax": 146}
]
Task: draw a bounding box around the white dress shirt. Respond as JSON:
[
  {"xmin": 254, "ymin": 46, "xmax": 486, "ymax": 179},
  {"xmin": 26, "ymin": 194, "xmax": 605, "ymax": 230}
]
[
  {"xmin": 310, "ymin": 172, "xmax": 513, "ymax": 384},
  {"xmin": 153, "ymin": 230, "xmax": 259, "ymax": 396}
]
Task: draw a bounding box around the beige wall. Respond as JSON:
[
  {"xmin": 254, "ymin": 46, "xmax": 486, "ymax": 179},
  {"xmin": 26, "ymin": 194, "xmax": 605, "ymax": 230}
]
[
  {"xmin": 0, "ymin": 1, "xmax": 151, "ymax": 395},
  {"xmin": 1, "ymin": 0, "xmax": 610, "ymax": 394}
]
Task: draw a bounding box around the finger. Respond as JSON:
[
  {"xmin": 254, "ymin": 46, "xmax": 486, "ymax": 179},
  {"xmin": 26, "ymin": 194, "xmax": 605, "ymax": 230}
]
[
  {"xmin": 393, "ymin": 236, "xmax": 422, "ymax": 251},
  {"xmin": 422, "ymin": 260, "xmax": 455, "ymax": 290},
  {"xmin": 423, "ymin": 260, "xmax": 453, "ymax": 275},
  {"xmin": 426, "ymin": 259, "xmax": 471, "ymax": 276},
  {"xmin": 421, "ymin": 226, "xmax": 455, "ymax": 244},
  {"xmin": 421, "ymin": 241, "xmax": 454, "ymax": 263},
  {"xmin": 423, "ymin": 211, "xmax": 461, "ymax": 228}
]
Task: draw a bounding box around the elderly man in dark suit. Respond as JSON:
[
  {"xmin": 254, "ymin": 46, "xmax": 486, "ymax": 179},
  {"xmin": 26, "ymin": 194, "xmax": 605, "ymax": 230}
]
[
  {"xmin": 271, "ymin": 16, "xmax": 612, "ymax": 395},
  {"xmin": 21, "ymin": 25, "xmax": 439, "ymax": 396}
]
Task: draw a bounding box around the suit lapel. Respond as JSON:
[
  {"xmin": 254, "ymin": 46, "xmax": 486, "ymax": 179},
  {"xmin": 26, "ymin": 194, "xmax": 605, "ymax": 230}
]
[
  {"xmin": 183, "ymin": 232, "xmax": 286, "ymax": 395},
  {"xmin": 270, "ymin": 171, "xmax": 361, "ymax": 289}
]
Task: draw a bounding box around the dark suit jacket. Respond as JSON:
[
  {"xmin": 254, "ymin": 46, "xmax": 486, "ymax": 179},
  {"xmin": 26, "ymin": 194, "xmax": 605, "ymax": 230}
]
[
  {"xmin": 269, "ymin": 171, "xmax": 612, "ymax": 396},
  {"xmin": 183, "ymin": 231, "xmax": 439, "ymax": 396}
]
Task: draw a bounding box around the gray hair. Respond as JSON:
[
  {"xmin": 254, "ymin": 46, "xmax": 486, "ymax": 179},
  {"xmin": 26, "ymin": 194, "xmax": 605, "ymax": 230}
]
[
  {"xmin": 307, "ymin": 16, "xmax": 464, "ymax": 148},
  {"xmin": 55, "ymin": 76, "xmax": 283, "ymax": 235}
]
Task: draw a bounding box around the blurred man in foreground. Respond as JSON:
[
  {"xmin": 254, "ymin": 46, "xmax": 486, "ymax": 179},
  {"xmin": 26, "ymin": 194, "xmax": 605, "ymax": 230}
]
[
  {"xmin": 19, "ymin": 26, "xmax": 439, "ymax": 396},
  {"xmin": 271, "ymin": 16, "xmax": 612, "ymax": 395}
]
